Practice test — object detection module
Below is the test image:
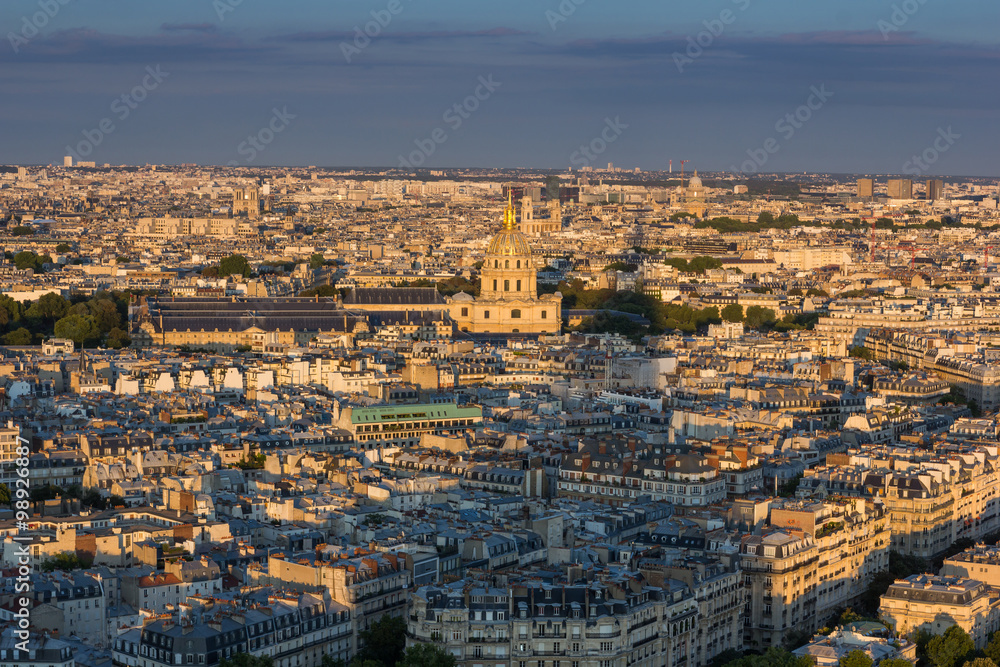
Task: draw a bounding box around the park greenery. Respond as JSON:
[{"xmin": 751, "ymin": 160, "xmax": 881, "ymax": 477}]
[{"xmin": 0, "ymin": 290, "xmax": 131, "ymax": 347}]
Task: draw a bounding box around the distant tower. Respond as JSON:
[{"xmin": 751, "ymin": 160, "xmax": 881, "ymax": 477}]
[
  {"xmin": 857, "ymin": 178, "xmax": 874, "ymax": 199},
  {"xmin": 887, "ymin": 179, "xmax": 913, "ymax": 200},
  {"xmin": 232, "ymin": 187, "xmax": 260, "ymax": 219},
  {"xmin": 63, "ymin": 156, "xmax": 73, "ymax": 168},
  {"xmin": 926, "ymin": 179, "xmax": 944, "ymax": 201},
  {"xmin": 521, "ymin": 195, "xmax": 534, "ymax": 227}
]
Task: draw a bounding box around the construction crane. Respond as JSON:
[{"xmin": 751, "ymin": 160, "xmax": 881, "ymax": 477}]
[
  {"xmin": 889, "ymin": 244, "xmax": 917, "ymax": 270},
  {"xmin": 680, "ymin": 160, "xmax": 690, "ymax": 179}
]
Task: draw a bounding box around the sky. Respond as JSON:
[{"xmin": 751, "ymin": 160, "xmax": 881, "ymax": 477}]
[{"xmin": 1, "ymin": 0, "xmax": 998, "ymax": 175}]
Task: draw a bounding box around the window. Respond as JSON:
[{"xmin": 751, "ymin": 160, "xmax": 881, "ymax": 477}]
[
  {"xmin": 516, "ymin": 280, "xmax": 521, "ymax": 291},
  {"xmin": 505, "ymin": 260, "xmax": 510, "ymax": 269},
  {"xmin": 504, "ymin": 280, "xmax": 510, "ymax": 291},
  {"xmin": 461, "ymin": 307, "xmax": 469, "ymax": 317},
  {"xmin": 493, "ymin": 280, "xmax": 498, "ymax": 291},
  {"xmin": 484, "ymin": 310, "xmax": 490, "ymax": 319},
  {"xmin": 541, "ymin": 311, "xmax": 547, "ymax": 319},
  {"xmin": 511, "ymin": 309, "xmax": 521, "ymax": 319}
]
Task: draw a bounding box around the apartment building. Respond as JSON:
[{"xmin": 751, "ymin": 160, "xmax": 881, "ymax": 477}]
[
  {"xmin": 31, "ymin": 571, "xmax": 106, "ymax": 646},
  {"xmin": 880, "ymin": 575, "xmax": 1000, "ymax": 649},
  {"xmin": 942, "ymin": 544, "xmax": 1000, "ymax": 587},
  {"xmin": 741, "ymin": 498, "xmax": 890, "ymax": 650},
  {"xmin": 640, "ymin": 553, "xmax": 743, "ymax": 666},
  {"xmin": 407, "ymin": 575, "xmax": 699, "ymax": 667},
  {"xmin": 252, "ymin": 547, "xmax": 411, "ymax": 654},
  {"xmin": 338, "ymin": 402, "xmax": 482, "ymax": 449},
  {"xmin": 113, "ymin": 592, "xmax": 352, "ymax": 667}
]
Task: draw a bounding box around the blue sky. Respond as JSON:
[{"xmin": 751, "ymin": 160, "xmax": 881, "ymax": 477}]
[{"xmin": 1, "ymin": 0, "xmax": 997, "ymax": 175}]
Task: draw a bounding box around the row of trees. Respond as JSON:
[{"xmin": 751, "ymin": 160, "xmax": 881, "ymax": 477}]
[
  {"xmin": 0, "ymin": 481, "xmax": 124, "ymax": 509},
  {"xmin": 0, "ymin": 290, "xmax": 131, "ymax": 347}
]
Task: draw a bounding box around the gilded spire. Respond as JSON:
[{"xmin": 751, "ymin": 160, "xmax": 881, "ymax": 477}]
[{"xmin": 502, "ymin": 189, "xmax": 516, "ymax": 231}]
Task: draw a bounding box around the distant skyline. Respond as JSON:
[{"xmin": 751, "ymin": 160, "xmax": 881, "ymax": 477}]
[{"xmin": 1, "ymin": 0, "xmax": 998, "ymax": 175}]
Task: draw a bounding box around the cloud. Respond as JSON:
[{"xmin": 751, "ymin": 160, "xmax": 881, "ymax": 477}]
[
  {"xmin": 0, "ymin": 27, "xmax": 274, "ymax": 64},
  {"xmin": 160, "ymin": 23, "xmax": 219, "ymax": 34},
  {"xmin": 278, "ymin": 26, "xmax": 534, "ymax": 44}
]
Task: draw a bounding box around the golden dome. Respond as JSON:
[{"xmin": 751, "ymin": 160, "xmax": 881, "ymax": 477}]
[
  {"xmin": 486, "ymin": 191, "xmax": 532, "ymax": 256},
  {"xmin": 487, "ymin": 229, "xmax": 533, "ymax": 256}
]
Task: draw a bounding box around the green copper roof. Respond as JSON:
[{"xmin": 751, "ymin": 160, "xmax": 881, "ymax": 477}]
[{"xmin": 349, "ymin": 403, "xmax": 482, "ymax": 424}]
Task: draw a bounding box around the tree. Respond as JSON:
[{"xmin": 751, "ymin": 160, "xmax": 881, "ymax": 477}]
[
  {"xmin": 310, "ymin": 253, "xmax": 325, "ymax": 270},
  {"xmin": 962, "ymin": 659, "xmax": 999, "ymax": 667},
  {"xmin": 89, "ymin": 298, "xmax": 121, "ymax": 332},
  {"xmin": 355, "ymin": 615, "xmax": 406, "ymax": 667},
  {"xmin": 26, "ymin": 292, "xmax": 68, "ymax": 324},
  {"xmin": 3, "ymin": 327, "xmax": 31, "ymax": 345},
  {"xmin": 11, "ymin": 225, "xmax": 34, "ymax": 236},
  {"xmin": 219, "ymin": 655, "xmax": 274, "ymax": 667},
  {"xmin": 985, "ymin": 629, "xmax": 1000, "ymax": 665},
  {"xmin": 0, "ymin": 295, "xmax": 23, "ymax": 325},
  {"xmin": 788, "ymin": 288, "xmax": 804, "ymax": 296},
  {"xmin": 719, "ymin": 646, "xmax": 814, "ymax": 667},
  {"xmin": 106, "ymin": 327, "xmax": 131, "ymax": 349},
  {"xmin": 0, "ymin": 483, "xmax": 10, "ymax": 506},
  {"xmin": 218, "ymin": 254, "xmax": 251, "ymax": 277},
  {"xmin": 839, "ymin": 650, "xmax": 873, "ymax": 667},
  {"xmin": 927, "ymin": 625, "xmax": 974, "ymax": 667},
  {"xmin": 757, "ymin": 211, "xmax": 775, "ymax": 224},
  {"xmin": 397, "ymin": 643, "xmax": 457, "ymax": 667},
  {"xmin": 721, "ymin": 304, "xmax": 744, "ymax": 322},
  {"xmin": 55, "ymin": 243, "xmax": 71, "ymax": 253},
  {"xmin": 13, "ymin": 250, "xmax": 47, "ymax": 271},
  {"xmin": 807, "ymin": 288, "xmax": 829, "ymax": 297},
  {"xmin": 745, "ymin": 305, "xmax": 777, "ymax": 330},
  {"xmin": 54, "ymin": 314, "xmax": 99, "ymax": 346},
  {"xmin": 878, "ymin": 661, "xmax": 915, "ymax": 667},
  {"xmin": 849, "ymin": 346, "xmax": 873, "ymax": 361},
  {"xmin": 41, "ymin": 552, "xmax": 93, "ymax": 572},
  {"xmin": 82, "ymin": 488, "xmax": 107, "ymax": 510}
]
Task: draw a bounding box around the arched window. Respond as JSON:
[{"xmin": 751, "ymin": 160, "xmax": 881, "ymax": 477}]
[
  {"xmin": 511, "ymin": 309, "xmax": 521, "ymax": 319},
  {"xmin": 505, "ymin": 260, "xmax": 509, "ymax": 269},
  {"xmin": 504, "ymin": 280, "xmax": 510, "ymax": 291},
  {"xmin": 517, "ymin": 260, "xmax": 521, "ymax": 268},
  {"xmin": 494, "ymin": 260, "xmax": 498, "ymax": 268}
]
